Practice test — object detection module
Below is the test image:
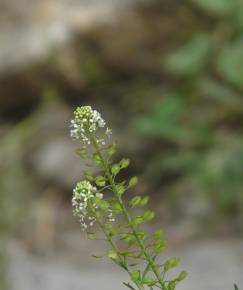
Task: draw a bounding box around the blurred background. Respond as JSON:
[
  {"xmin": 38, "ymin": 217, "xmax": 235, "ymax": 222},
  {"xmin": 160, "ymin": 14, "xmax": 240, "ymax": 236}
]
[{"xmin": 0, "ymin": 0, "xmax": 243, "ymax": 289}]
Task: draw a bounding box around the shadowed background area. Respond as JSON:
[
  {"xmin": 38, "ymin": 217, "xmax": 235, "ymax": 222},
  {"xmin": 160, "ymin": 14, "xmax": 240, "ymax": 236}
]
[{"xmin": 0, "ymin": 0, "xmax": 243, "ymax": 289}]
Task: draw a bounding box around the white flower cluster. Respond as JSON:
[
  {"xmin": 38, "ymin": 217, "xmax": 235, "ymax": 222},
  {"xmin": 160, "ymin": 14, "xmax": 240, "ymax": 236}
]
[
  {"xmin": 72, "ymin": 180, "xmax": 103, "ymax": 230},
  {"xmin": 70, "ymin": 106, "xmax": 112, "ymax": 146}
]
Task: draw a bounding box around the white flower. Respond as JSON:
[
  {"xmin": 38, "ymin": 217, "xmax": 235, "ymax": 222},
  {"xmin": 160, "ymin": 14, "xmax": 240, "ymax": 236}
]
[
  {"xmin": 72, "ymin": 180, "xmax": 102, "ymax": 230},
  {"xmin": 70, "ymin": 106, "xmax": 111, "ymax": 146}
]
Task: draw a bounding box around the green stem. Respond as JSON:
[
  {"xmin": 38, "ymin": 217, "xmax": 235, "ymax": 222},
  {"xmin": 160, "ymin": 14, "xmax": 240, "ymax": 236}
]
[
  {"xmin": 89, "ymin": 133, "xmax": 164, "ymax": 290},
  {"xmin": 90, "ymin": 198, "xmax": 144, "ymax": 290}
]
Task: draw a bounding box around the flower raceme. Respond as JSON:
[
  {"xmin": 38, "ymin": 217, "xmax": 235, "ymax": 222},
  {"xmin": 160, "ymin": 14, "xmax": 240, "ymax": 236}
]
[
  {"xmin": 72, "ymin": 181, "xmax": 101, "ymax": 230},
  {"xmin": 70, "ymin": 106, "xmax": 187, "ymax": 290},
  {"xmin": 70, "ymin": 106, "xmax": 112, "ymax": 146}
]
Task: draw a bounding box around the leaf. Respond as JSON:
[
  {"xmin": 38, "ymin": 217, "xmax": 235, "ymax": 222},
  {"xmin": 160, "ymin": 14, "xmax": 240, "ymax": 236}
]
[
  {"xmin": 144, "ymin": 210, "xmax": 155, "ymax": 221},
  {"xmin": 137, "ymin": 230, "xmax": 146, "ymax": 240},
  {"xmin": 84, "ymin": 171, "xmax": 94, "ymax": 181},
  {"xmin": 130, "ymin": 196, "xmax": 142, "ymax": 208},
  {"xmin": 94, "ymin": 198, "xmax": 109, "ymax": 211},
  {"xmin": 129, "ymin": 176, "xmax": 138, "ymax": 188},
  {"xmin": 95, "ymin": 176, "xmax": 106, "ymax": 187},
  {"xmin": 154, "ymin": 239, "xmax": 167, "ymax": 254},
  {"xmin": 131, "ymin": 270, "xmax": 141, "ymax": 283},
  {"xmin": 164, "ymin": 34, "xmax": 211, "ymax": 76},
  {"xmin": 116, "ymin": 184, "xmax": 125, "ymax": 196},
  {"xmin": 120, "ymin": 233, "xmax": 136, "ymax": 245},
  {"xmin": 135, "ymin": 94, "xmax": 192, "ymax": 143},
  {"xmin": 133, "ymin": 215, "xmax": 145, "ymax": 225},
  {"xmin": 154, "ymin": 229, "xmax": 164, "ymax": 241},
  {"xmin": 143, "ymin": 277, "xmax": 156, "ymax": 286},
  {"xmin": 107, "ymin": 250, "xmax": 118, "ymax": 259},
  {"xmin": 168, "ymin": 281, "xmax": 176, "ymax": 290},
  {"xmin": 197, "ymin": 78, "xmax": 243, "ymax": 109},
  {"xmin": 164, "ymin": 258, "xmax": 180, "ymax": 271},
  {"xmin": 190, "ymin": 0, "xmax": 235, "ymax": 16},
  {"xmin": 78, "ymin": 149, "xmax": 88, "ymax": 159},
  {"xmin": 111, "ymin": 164, "xmax": 120, "ymax": 175},
  {"xmin": 107, "ymin": 143, "xmax": 117, "ymax": 156},
  {"xmin": 217, "ymin": 39, "xmax": 243, "ymax": 89},
  {"xmin": 93, "ymin": 153, "xmax": 102, "ymax": 164},
  {"xmin": 120, "ymin": 158, "xmax": 130, "ymax": 169},
  {"xmin": 140, "ymin": 196, "xmax": 149, "ymax": 207},
  {"xmin": 177, "ymin": 271, "xmax": 188, "ymax": 282},
  {"xmin": 234, "ymin": 284, "xmax": 239, "ymax": 290},
  {"xmin": 105, "ymin": 224, "xmax": 119, "ymax": 236},
  {"xmin": 112, "ymin": 202, "xmax": 123, "ymax": 214}
]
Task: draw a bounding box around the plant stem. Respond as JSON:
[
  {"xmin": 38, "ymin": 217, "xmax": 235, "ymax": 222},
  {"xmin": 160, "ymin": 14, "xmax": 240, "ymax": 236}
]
[
  {"xmin": 90, "ymin": 196, "xmax": 144, "ymax": 290},
  {"xmin": 89, "ymin": 133, "xmax": 164, "ymax": 290}
]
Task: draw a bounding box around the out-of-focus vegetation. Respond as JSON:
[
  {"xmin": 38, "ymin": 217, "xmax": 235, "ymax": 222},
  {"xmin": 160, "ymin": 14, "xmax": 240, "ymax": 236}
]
[
  {"xmin": 1, "ymin": 0, "xmax": 243, "ymax": 288},
  {"xmin": 136, "ymin": 0, "xmax": 243, "ymax": 228}
]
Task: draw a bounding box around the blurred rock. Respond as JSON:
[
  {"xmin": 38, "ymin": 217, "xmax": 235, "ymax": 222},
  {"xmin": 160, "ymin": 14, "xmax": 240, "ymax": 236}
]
[
  {"xmin": 0, "ymin": 0, "xmax": 142, "ymax": 75},
  {"xmin": 0, "ymin": 0, "xmax": 160, "ymax": 119},
  {"xmin": 79, "ymin": 0, "xmax": 185, "ymax": 76},
  {"xmin": 32, "ymin": 137, "xmax": 84, "ymax": 189},
  {"xmin": 8, "ymin": 238, "xmax": 243, "ymax": 290}
]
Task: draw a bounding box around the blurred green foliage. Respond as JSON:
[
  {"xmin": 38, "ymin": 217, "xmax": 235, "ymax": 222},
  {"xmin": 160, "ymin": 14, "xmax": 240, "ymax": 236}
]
[{"xmin": 136, "ymin": 0, "xmax": 243, "ymax": 225}]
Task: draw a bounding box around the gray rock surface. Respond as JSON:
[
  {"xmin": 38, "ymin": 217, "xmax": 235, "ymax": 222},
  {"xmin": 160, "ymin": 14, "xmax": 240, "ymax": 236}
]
[
  {"xmin": 8, "ymin": 239, "xmax": 243, "ymax": 290},
  {"xmin": 32, "ymin": 138, "xmax": 84, "ymax": 188},
  {"xmin": 0, "ymin": 0, "xmax": 141, "ymax": 74}
]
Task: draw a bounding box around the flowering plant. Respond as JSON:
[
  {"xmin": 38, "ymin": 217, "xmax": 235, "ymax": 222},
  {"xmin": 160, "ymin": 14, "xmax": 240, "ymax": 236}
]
[{"xmin": 70, "ymin": 106, "xmax": 187, "ymax": 290}]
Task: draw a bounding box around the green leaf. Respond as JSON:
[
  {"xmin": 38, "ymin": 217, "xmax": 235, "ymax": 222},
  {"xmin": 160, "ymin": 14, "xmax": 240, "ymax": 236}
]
[
  {"xmin": 112, "ymin": 202, "xmax": 123, "ymax": 214},
  {"xmin": 140, "ymin": 196, "xmax": 149, "ymax": 207},
  {"xmin": 177, "ymin": 271, "xmax": 188, "ymax": 282},
  {"xmin": 107, "ymin": 143, "xmax": 117, "ymax": 156},
  {"xmin": 105, "ymin": 224, "xmax": 119, "ymax": 237},
  {"xmin": 131, "ymin": 270, "xmax": 141, "ymax": 283},
  {"xmin": 84, "ymin": 171, "xmax": 94, "ymax": 181},
  {"xmin": 107, "ymin": 250, "xmax": 118, "ymax": 259},
  {"xmin": 137, "ymin": 230, "xmax": 146, "ymax": 240},
  {"xmin": 111, "ymin": 164, "xmax": 120, "ymax": 175},
  {"xmin": 121, "ymin": 234, "xmax": 136, "ymax": 245},
  {"xmin": 94, "ymin": 198, "xmax": 109, "ymax": 211},
  {"xmin": 164, "ymin": 34, "xmax": 211, "ymax": 76},
  {"xmin": 154, "ymin": 229, "xmax": 164, "ymax": 241},
  {"xmin": 143, "ymin": 277, "xmax": 156, "ymax": 286},
  {"xmin": 78, "ymin": 149, "xmax": 88, "ymax": 159},
  {"xmin": 164, "ymin": 258, "xmax": 180, "ymax": 271},
  {"xmin": 217, "ymin": 39, "xmax": 243, "ymax": 89},
  {"xmin": 116, "ymin": 184, "xmax": 125, "ymax": 196},
  {"xmin": 144, "ymin": 210, "xmax": 155, "ymax": 221},
  {"xmin": 234, "ymin": 284, "xmax": 239, "ymax": 290},
  {"xmin": 120, "ymin": 158, "xmax": 130, "ymax": 169},
  {"xmin": 154, "ymin": 239, "xmax": 167, "ymax": 254},
  {"xmin": 129, "ymin": 176, "xmax": 138, "ymax": 188},
  {"xmin": 93, "ymin": 153, "xmax": 102, "ymax": 164},
  {"xmin": 95, "ymin": 176, "xmax": 106, "ymax": 187},
  {"xmin": 190, "ymin": 0, "xmax": 235, "ymax": 16},
  {"xmin": 168, "ymin": 281, "xmax": 176, "ymax": 290},
  {"xmin": 130, "ymin": 196, "xmax": 142, "ymax": 208},
  {"xmin": 133, "ymin": 215, "xmax": 145, "ymax": 225}
]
